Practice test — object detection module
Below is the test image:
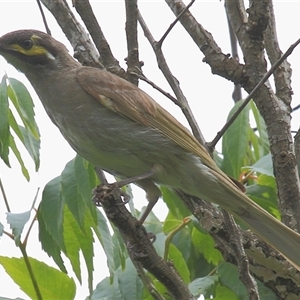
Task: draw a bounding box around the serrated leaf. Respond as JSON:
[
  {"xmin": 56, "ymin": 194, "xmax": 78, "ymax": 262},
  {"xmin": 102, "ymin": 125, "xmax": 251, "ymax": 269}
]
[
  {"xmin": 0, "ymin": 256, "xmax": 75, "ymax": 300},
  {"xmin": 61, "ymin": 158, "xmax": 86, "ymax": 230},
  {"xmin": 38, "ymin": 210, "xmax": 67, "ymax": 273},
  {"xmin": 92, "ymin": 274, "xmax": 123, "ymax": 300},
  {"xmin": 74, "ymin": 155, "xmax": 98, "ymax": 222},
  {"xmin": 191, "ymin": 228, "xmax": 223, "ymax": 266},
  {"xmin": 250, "ymin": 101, "xmax": 269, "ymax": 155},
  {"xmin": 214, "ymin": 283, "xmax": 239, "ymax": 300},
  {"xmin": 91, "ymin": 258, "xmax": 143, "ymax": 300},
  {"xmin": 161, "ymin": 186, "xmax": 190, "ymax": 220},
  {"xmin": 95, "ymin": 209, "xmax": 116, "ymax": 278},
  {"xmin": 152, "ymin": 233, "xmax": 190, "ymax": 283},
  {"xmin": 0, "ymin": 75, "xmax": 10, "ymax": 166},
  {"xmin": 8, "ymin": 134, "xmax": 30, "ymax": 180},
  {"xmin": 168, "ymin": 242, "xmax": 190, "ymax": 283},
  {"xmin": 218, "ymin": 262, "xmax": 249, "ymax": 299},
  {"xmin": 19, "ymin": 126, "xmax": 40, "ymax": 171},
  {"xmin": 6, "ymin": 210, "xmax": 31, "ymax": 246},
  {"xmin": 112, "ymin": 224, "xmax": 128, "ymax": 271},
  {"xmin": 222, "ymin": 100, "xmax": 250, "ymax": 178},
  {"xmin": 188, "ymin": 275, "xmax": 218, "ymax": 297},
  {"xmin": 63, "ymin": 205, "xmax": 95, "ymax": 289},
  {"xmin": 242, "ymin": 153, "xmax": 274, "ymax": 177},
  {"xmin": 38, "ymin": 176, "xmax": 65, "ymax": 251},
  {"xmin": 7, "ymin": 78, "xmax": 39, "ymax": 139}
]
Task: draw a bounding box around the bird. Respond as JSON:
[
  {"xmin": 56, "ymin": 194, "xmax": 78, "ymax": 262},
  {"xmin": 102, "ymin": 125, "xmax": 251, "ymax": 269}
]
[{"xmin": 0, "ymin": 29, "xmax": 300, "ymax": 270}]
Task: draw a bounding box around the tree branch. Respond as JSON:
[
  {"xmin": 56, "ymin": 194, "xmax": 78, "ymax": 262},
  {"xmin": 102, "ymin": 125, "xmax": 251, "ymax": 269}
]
[
  {"xmin": 73, "ymin": 0, "xmax": 124, "ymax": 75},
  {"xmin": 125, "ymin": 0, "xmax": 140, "ymax": 85},
  {"xmin": 40, "ymin": 0, "xmax": 102, "ymax": 68},
  {"xmin": 137, "ymin": 8, "xmax": 206, "ymax": 146},
  {"xmin": 93, "ymin": 184, "xmax": 195, "ymax": 300},
  {"xmin": 225, "ymin": 0, "xmax": 300, "ymax": 231}
]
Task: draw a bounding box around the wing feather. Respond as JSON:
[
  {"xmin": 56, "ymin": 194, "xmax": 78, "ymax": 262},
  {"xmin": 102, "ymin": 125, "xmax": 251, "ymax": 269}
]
[{"xmin": 76, "ymin": 67, "xmax": 236, "ymax": 186}]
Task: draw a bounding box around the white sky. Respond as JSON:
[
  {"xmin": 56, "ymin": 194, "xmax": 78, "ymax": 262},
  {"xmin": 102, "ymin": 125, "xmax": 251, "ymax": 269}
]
[{"xmin": 0, "ymin": 1, "xmax": 300, "ymax": 299}]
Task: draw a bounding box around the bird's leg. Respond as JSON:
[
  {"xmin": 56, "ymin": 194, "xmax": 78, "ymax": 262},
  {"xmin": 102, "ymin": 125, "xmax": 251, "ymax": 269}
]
[
  {"xmin": 115, "ymin": 166, "xmax": 162, "ymax": 224},
  {"xmin": 114, "ymin": 170, "xmax": 156, "ymax": 188}
]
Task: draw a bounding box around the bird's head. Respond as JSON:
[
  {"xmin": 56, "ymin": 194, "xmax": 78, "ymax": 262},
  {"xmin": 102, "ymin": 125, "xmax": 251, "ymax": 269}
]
[{"xmin": 0, "ymin": 29, "xmax": 74, "ymax": 75}]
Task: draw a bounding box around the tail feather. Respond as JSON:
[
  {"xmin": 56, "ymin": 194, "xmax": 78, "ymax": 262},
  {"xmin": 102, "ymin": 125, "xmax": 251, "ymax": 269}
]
[{"xmin": 226, "ymin": 184, "xmax": 300, "ymax": 270}]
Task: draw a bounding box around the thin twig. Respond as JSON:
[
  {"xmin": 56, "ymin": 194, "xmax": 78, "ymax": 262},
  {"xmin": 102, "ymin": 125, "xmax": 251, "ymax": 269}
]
[
  {"xmin": 137, "ymin": 72, "xmax": 181, "ymax": 106},
  {"xmin": 225, "ymin": 5, "xmax": 242, "ymax": 102},
  {"xmin": 222, "ymin": 210, "xmax": 259, "ymax": 299},
  {"xmin": 138, "ymin": 9, "xmax": 206, "ymax": 146},
  {"xmin": 36, "ymin": 0, "xmax": 51, "ymax": 35},
  {"xmin": 19, "ymin": 243, "xmax": 43, "ymax": 300},
  {"xmin": 208, "ymin": 37, "xmax": 300, "ymax": 150},
  {"xmin": 158, "ymin": 0, "xmax": 195, "ymax": 46},
  {"xmin": 0, "ymin": 178, "xmax": 10, "ymax": 212}
]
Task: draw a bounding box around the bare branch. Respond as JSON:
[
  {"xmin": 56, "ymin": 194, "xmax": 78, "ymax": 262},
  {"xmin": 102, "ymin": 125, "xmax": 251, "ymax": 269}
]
[
  {"xmin": 36, "ymin": 0, "xmax": 51, "ymax": 35},
  {"xmin": 225, "ymin": 6, "xmax": 242, "ymax": 102},
  {"xmin": 158, "ymin": 0, "xmax": 195, "ymax": 46},
  {"xmin": 73, "ymin": 0, "xmax": 123, "ymax": 75},
  {"xmin": 222, "ymin": 211, "xmax": 259, "ymax": 300},
  {"xmin": 166, "ymin": 0, "xmax": 246, "ymax": 85},
  {"xmin": 125, "ymin": 0, "xmax": 140, "ymax": 85},
  {"xmin": 137, "ymin": 9, "xmax": 206, "ymax": 146},
  {"xmin": 264, "ymin": 0, "xmax": 292, "ymax": 105},
  {"xmin": 40, "ymin": 0, "xmax": 102, "ymax": 68},
  {"xmin": 225, "ymin": 0, "xmax": 300, "ymax": 230},
  {"xmin": 208, "ymin": 38, "xmax": 300, "ymax": 150}
]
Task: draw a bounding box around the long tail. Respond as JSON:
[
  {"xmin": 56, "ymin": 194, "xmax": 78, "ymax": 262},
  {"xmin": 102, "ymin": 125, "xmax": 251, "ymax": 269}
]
[{"xmin": 217, "ymin": 174, "xmax": 300, "ymax": 270}]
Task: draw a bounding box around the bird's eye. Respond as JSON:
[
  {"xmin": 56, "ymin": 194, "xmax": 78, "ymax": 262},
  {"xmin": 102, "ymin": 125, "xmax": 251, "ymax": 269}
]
[{"xmin": 21, "ymin": 39, "xmax": 33, "ymax": 50}]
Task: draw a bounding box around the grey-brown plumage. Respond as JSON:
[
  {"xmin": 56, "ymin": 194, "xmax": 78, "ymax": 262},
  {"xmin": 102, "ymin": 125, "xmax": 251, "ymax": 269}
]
[{"xmin": 1, "ymin": 29, "xmax": 300, "ymax": 270}]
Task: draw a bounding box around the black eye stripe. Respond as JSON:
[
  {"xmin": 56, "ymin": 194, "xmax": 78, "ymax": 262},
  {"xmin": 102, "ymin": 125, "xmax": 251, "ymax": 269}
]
[{"xmin": 21, "ymin": 39, "xmax": 33, "ymax": 50}]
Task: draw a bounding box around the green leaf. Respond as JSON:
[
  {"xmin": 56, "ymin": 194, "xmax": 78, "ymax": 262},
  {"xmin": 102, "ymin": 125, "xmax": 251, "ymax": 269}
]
[
  {"xmin": 188, "ymin": 275, "xmax": 218, "ymax": 297},
  {"xmin": 191, "ymin": 228, "xmax": 223, "ymax": 266},
  {"xmin": 112, "ymin": 225, "xmax": 128, "ymax": 271},
  {"xmin": 19, "ymin": 125, "xmax": 40, "ymax": 171},
  {"xmin": 153, "ymin": 233, "xmax": 190, "ymax": 283},
  {"xmin": 168, "ymin": 242, "xmax": 190, "ymax": 283},
  {"xmin": 61, "ymin": 158, "xmax": 86, "ymax": 230},
  {"xmin": 0, "ymin": 256, "xmax": 76, "ymax": 300},
  {"xmin": 222, "ymin": 100, "xmax": 250, "ymax": 178},
  {"xmin": 0, "ymin": 222, "xmax": 4, "ymax": 237},
  {"xmin": 38, "ymin": 210, "xmax": 66, "ymax": 273},
  {"xmin": 6, "ymin": 210, "xmax": 31, "ymax": 246},
  {"xmin": 38, "ymin": 176, "xmax": 65, "ymax": 251},
  {"xmin": 8, "ymin": 134, "xmax": 30, "ymax": 180},
  {"xmin": 217, "ymin": 262, "xmax": 276, "ymax": 300},
  {"xmin": 7, "ymin": 78, "xmax": 39, "ymax": 139},
  {"xmin": 242, "ymin": 153, "xmax": 274, "ymax": 177},
  {"xmin": 63, "ymin": 205, "xmax": 95, "ymax": 290},
  {"xmin": 74, "ymin": 156, "xmax": 98, "ymax": 222},
  {"xmin": 0, "ymin": 75, "xmax": 10, "ymax": 166},
  {"xmin": 161, "ymin": 187, "xmax": 190, "ymax": 220},
  {"xmin": 92, "ymin": 274, "xmax": 123, "ymax": 300},
  {"xmin": 246, "ymin": 174, "xmax": 279, "ymax": 218},
  {"xmin": 218, "ymin": 262, "xmax": 249, "ymax": 299},
  {"xmin": 95, "ymin": 209, "xmax": 116, "ymax": 278},
  {"xmin": 91, "ymin": 258, "xmax": 143, "ymax": 300},
  {"xmin": 250, "ymin": 101, "xmax": 269, "ymax": 155},
  {"xmin": 214, "ymin": 283, "xmax": 239, "ymax": 300}
]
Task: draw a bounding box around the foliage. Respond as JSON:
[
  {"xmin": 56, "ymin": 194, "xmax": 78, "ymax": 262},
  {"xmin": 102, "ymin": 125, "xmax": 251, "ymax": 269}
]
[{"xmin": 0, "ymin": 80, "xmax": 278, "ymax": 299}]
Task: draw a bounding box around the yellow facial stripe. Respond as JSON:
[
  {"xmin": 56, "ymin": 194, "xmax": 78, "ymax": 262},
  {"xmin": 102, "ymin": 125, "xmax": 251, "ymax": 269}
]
[{"xmin": 10, "ymin": 44, "xmax": 48, "ymax": 56}]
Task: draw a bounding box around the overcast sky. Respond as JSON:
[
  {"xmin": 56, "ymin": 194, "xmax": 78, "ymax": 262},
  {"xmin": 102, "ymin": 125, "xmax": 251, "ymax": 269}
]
[{"xmin": 0, "ymin": 1, "xmax": 300, "ymax": 299}]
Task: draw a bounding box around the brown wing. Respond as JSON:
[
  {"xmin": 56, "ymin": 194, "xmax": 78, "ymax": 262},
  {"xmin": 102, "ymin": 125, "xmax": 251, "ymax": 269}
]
[{"xmin": 76, "ymin": 67, "xmax": 237, "ymax": 186}]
